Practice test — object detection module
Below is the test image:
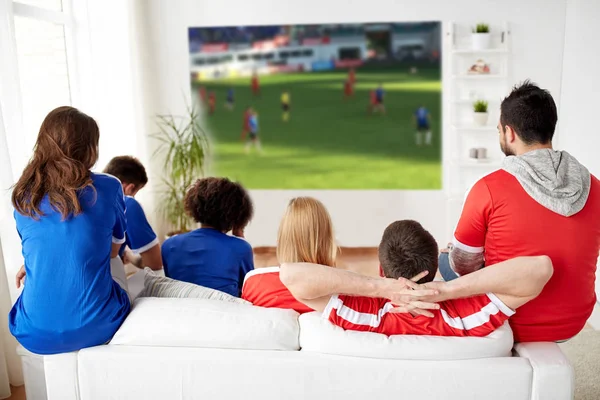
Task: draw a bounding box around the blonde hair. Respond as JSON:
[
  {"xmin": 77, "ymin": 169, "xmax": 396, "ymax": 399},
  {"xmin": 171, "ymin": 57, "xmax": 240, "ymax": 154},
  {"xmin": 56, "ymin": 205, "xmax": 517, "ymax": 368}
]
[{"xmin": 277, "ymin": 197, "xmax": 338, "ymax": 267}]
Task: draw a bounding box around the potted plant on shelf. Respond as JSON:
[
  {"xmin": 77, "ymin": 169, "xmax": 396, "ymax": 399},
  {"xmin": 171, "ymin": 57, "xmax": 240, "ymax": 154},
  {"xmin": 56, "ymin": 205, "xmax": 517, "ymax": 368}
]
[
  {"xmin": 472, "ymin": 23, "xmax": 491, "ymax": 50},
  {"xmin": 153, "ymin": 104, "xmax": 210, "ymax": 237},
  {"xmin": 473, "ymin": 100, "xmax": 489, "ymax": 126}
]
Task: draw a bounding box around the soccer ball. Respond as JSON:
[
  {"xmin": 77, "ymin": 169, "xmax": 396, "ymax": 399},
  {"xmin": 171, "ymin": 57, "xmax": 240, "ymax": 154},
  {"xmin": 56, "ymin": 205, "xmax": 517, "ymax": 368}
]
[{"xmin": 410, "ymin": 67, "xmax": 418, "ymax": 74}]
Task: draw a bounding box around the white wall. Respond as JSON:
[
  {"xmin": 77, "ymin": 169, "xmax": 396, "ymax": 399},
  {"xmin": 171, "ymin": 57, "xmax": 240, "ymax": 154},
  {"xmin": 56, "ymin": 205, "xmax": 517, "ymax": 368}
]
[
  {"xmin": 558, "ymin": 0, "xmax": 600, "ymax": 177},
  {"xmin": 137, "ymin": 0, "xmax": 568, "ymax": 247},
  {"xmin": 558, "ymin": 0, "xmax": 600, "ymax": 313}
]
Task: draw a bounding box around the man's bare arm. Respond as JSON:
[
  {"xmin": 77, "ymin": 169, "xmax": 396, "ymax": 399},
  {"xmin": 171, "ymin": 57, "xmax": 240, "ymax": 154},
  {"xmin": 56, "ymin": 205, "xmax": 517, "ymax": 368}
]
[
  {"xmin": 280, "ymin": 263, "xmax": 439, "ymax": 313},
  {"xmin": 425, "ymin": 256, "xmax": 553, "ymax": 310},
  {"xmin": 139, "ymin": 244, "xmax": 163, "ymax": 271}
]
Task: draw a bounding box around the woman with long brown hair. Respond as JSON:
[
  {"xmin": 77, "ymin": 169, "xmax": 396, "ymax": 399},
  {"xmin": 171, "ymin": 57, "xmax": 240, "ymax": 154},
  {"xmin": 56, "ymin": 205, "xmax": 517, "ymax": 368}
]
[
  {"xmin": 9, "ymin": 106, "xmax": 131, "ymax": 355},
  {"xmin": 241, "ymin": 197, "xmax": 338, "ymax": 313}
]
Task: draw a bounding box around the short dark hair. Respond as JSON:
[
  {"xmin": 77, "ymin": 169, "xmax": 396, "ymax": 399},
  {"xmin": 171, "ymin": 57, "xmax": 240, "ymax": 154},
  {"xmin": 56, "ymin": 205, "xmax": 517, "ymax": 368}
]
[
  {"xmin": 184, "ymin": 177, "xmax": 253, "ymax": 232},
  {"xmin": 500, "ymin": 80, "xmax": 557, "ymax": 145},
  {"xmin": 378, "ymin": 220, "xmax": 438, "ymax": 283},
  {"xmin": 103, "ymin": 156, "xmax": 148, "ymax": 187}
]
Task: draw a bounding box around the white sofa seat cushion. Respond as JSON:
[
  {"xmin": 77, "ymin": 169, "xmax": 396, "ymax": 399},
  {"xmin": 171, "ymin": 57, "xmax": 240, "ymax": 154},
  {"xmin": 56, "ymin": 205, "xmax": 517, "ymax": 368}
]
[
  {"xmin": 299, "ymin": 312, "xmax": 514, "ymax": 360},
  {"xmin": 110, "ymin": 298, "xmax": 300, "ymax": 350}
]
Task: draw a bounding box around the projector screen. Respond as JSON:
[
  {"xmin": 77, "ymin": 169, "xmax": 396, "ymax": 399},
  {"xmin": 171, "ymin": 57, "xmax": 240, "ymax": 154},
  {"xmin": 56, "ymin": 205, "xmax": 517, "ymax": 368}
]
[{"xmin": 188, "ymin": 22, "xmax": 442, "ymax": 189}]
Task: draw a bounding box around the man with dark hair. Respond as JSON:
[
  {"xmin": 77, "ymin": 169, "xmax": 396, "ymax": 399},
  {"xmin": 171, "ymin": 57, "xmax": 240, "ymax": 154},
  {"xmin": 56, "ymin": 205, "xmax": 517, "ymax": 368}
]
[
  {"xmin": 280, "ymin": 220, "xmax": 553, "ymax": 338},
  {"xmin": 104, "ymin": 156, "xmax": 162, "ymax": 271},
  {"xmin": 440, "ymin": 80, "xmax": 600, "ymax": 342},
  {"xmin": 378, "ymin": 220, "xmax": 438, "ymax": 281}
]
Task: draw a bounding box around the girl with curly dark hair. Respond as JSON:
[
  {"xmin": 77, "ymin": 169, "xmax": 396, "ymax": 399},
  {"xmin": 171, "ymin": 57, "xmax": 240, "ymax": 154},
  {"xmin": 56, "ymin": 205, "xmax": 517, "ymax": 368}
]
[{"xmin": 161, "ymin": 177, "xmax": 254, "ymax": 297}]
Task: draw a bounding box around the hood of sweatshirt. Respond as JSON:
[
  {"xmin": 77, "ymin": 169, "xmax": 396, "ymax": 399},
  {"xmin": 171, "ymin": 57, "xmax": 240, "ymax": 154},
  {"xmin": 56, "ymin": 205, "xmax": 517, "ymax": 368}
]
[{"xmin": 502, "ymin": 149, "xmax": 591, "ymax": 217}]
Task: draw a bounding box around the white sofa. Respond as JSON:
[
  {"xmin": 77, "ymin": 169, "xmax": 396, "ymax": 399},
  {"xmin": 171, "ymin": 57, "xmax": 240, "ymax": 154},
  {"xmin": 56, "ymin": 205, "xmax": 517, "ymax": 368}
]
[{"xmin": 18, "ymin": 298, "xmax": 574, "ymax": 400}]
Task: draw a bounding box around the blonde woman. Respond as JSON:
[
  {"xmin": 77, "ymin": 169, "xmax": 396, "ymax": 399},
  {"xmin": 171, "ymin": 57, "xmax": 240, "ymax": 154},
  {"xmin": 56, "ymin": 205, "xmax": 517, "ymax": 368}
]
[{"xmin": 242, "ymin": 197, "xmax": 337, "ymax": 313}]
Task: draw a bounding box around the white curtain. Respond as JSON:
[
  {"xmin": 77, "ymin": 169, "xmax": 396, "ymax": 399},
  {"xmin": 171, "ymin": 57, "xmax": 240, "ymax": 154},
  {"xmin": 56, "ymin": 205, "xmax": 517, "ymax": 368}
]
[
  {"xmin": 0, "ymin": 0, "xmax": 28, "ymax": 397},
  {"xmin": 0, "ymin": 103, "xmax": 23, "ymax": 398}
]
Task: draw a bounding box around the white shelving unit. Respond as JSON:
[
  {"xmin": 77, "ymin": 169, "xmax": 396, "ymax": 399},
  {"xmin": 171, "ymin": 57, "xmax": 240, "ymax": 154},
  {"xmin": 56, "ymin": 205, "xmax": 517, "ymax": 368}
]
[{"xmin": 446, "ymin": 22, "xmax": 511, "ymax": 200}]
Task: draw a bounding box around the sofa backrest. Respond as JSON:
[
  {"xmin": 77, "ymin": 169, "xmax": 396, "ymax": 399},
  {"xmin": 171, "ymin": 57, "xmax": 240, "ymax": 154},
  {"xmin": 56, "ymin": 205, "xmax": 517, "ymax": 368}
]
[
  {"xmin": 110, "ymin": 298, "xmax": 300, "ymax": 350},
  {"xmin": 299, "ymin": 312, "xmax": 514, "ymax": 360},
  {"xmin": 111, "ymin": 298, "xmax": 514, "ymax": 360}
]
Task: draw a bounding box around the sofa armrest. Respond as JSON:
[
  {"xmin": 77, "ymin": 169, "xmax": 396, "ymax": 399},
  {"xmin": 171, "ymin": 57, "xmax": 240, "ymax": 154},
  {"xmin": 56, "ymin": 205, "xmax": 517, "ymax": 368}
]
[{"xmin": 514, "ymin": 342, "xmax": 574, "ymax": 400}]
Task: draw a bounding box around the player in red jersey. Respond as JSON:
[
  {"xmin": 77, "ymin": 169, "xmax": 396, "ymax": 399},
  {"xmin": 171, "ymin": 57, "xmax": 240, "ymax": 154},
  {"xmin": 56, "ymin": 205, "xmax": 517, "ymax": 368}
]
[
  {"xmin": 251, "ymin": 72, "xmax": 260, "ymax": 97},
  {"xmin": 242, "ymin": 197, "xmax": 336, "ymax": 313},
  {"xmin": 280, "ymin": 220, "xmax": 553, "ymax": 338},
  {"xmin": 367, "ymin": 90, "xmax": 377, "ymax": 114},
  {"xmin": 241, "ymin": 106, "xmax": 252, "ymax": 141},
  {"xmin": 343, "ymin": 79, "xmax": 354, "ymax": 99},
  {"xmin": 198, "ymin": 86, "xmax": 207, "ymax": 104},
  {"xmin": 208, "ymin": 91, "xmax": 216, "ymax": 115},
  {"xmin": 348, "ymin": 67, "xmax": 356, "ymax": 85}
]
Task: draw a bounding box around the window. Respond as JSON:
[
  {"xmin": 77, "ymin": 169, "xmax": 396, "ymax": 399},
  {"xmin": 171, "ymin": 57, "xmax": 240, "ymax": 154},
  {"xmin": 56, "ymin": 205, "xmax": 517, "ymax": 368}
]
[
  {"xmin": 252, "ymin": 53, "xmax": 262, "ymax": 61},
  {"xmin": 302, "ymin": 49, "xmax": 314, "ymax": 57},
  {"xmin": 290, "ymin": 50, "xmax": 301, "ymax": 57},
  {"xmin": 193, "ymin": 58, "xmax": 206, "ymax": 66},
  {"xmin": 263, "ymin": 52, "xmax": 274, "ymax": 60},
  {"xmin": 12, "ymin": 1, "xmax": 74, "ymax": 153},
  {"xmin": 238, "ymin": 54, "xmax": 249, "ymax": 62},
  {"xmin": 279, "ymin": 51, "xmax": 290, "ymax": 59}
]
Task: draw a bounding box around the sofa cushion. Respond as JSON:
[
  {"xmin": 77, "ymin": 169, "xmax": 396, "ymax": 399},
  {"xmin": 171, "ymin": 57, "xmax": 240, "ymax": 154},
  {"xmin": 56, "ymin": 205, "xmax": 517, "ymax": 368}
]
[
  {"xmin": 110, "ymin": 298, "xmax": 300, "ymax": 350},
  {"xmin": 299, "ymin": 312, "xmax": 514, "ymax": 360}
]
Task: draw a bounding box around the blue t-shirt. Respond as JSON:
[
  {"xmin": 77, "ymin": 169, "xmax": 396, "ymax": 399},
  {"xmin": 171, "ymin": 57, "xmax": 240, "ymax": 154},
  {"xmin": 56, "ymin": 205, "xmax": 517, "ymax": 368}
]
[
  {"xmin": 227, "ymin": 89, "xmax": 234, "ymax": 101},
  {"xmin": 415, "ymin": 107, "xmax": 430, "ymax": 127},
  {"xmin": 249, "ymin": 115, "xmax": 258, "ymax": 133},
  {"xmin": 123, "ymin": 196, "xmax": 158, "ymax": 254},
  {"xmin": 161, "ymin": 228, "xmax": 254, "ymax": 297},
  {"xmin": 9, "ymin": 173, "xmax": 131, "ymax": 355},
  {"xmin": 375, "ymin": 87, "xmax": 384, "ymax": 101}
]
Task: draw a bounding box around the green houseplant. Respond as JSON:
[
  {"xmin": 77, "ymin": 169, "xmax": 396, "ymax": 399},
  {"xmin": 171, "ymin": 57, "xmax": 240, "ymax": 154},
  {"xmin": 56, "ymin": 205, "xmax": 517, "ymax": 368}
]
[
  {"xmin": 473, "ymin": 100, "xmax": 489, "ymax": 126},
  {"xmin": 472, "ymin": 23, "xmax": 491, "ymax": 50},
  {"xmin": 153, "ymin": 104, "xmax": 210, "ymax": 236}
]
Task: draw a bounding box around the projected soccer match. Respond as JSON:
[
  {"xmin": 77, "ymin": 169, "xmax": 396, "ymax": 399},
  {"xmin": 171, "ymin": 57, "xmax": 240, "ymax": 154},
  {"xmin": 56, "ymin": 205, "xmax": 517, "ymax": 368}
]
[{"xmin": 188, "ymin": 22, "xmax": 441, "ymax": 189}]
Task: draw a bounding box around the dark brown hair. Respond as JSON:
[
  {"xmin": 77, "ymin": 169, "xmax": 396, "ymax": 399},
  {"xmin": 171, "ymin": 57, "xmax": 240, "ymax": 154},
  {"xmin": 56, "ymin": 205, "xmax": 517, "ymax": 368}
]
[
  {"xmin": 103, "ymin": 156, "xmax": 148, "ymax": 188},
  {"xmin": 378, "ymin": 220, "xmax": 438, "ymax": 283},
  {"xmin": 500, "ymin": 80, "xmax": 557, "ymax": 145},
  {"xmin": 184, "ymin": 177, "xmax": 253, "ymax": 232},
  {"xmin": 12, "ymin": 106, "xmax": 99, "ymax": 220}
]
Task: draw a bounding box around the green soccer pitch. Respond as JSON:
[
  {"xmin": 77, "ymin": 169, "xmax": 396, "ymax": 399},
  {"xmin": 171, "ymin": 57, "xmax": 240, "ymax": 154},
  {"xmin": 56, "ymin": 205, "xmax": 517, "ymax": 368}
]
[{"xmin": 193, "ymin": 65, "xmax": 441, "ymax": 189}]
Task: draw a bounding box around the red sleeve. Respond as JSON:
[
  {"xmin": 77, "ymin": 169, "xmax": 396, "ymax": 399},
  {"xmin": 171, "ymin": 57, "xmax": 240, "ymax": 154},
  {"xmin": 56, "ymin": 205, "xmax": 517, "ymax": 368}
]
[
  {"xmin": 324, "ymin": 294, "xmax": 513, "ymax": 337},
  {"xmin": 324, "ymin": 295, "xmax": 393, "ymax": 333},
  {"xmin": 453, "ymin": 178, "xmax": 493, "ymax": 251},
  {"xmin": 437, "ymin": 294, "xmax": 515, "ymax": 337}
]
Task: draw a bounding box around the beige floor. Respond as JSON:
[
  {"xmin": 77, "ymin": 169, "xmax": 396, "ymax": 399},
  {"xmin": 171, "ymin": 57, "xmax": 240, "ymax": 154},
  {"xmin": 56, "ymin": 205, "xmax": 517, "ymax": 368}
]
[{"xmin": 7, "ymin": 248, "xmax": 600, "ymax": 400}]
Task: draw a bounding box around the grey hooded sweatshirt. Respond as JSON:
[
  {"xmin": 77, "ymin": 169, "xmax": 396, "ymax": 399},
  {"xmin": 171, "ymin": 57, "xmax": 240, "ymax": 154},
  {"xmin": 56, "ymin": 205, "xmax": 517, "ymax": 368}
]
[{"xmin": 502, "ymin": 149, "xmax": 591, "ymax": 217}]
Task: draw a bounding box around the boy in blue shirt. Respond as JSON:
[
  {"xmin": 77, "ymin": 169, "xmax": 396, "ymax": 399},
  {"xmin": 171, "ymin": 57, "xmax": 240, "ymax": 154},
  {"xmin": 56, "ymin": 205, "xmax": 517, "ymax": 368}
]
[
  {"xmin": 161, "ymin": 177, "xmax": 255, "ymax": 297},
  {"xmin": 414, "ymin": 105, "xmax": 432, "ymax": 146},
  {"xmin": 104, "ymin": 156, "xmax": 162, "ymax": 271}
]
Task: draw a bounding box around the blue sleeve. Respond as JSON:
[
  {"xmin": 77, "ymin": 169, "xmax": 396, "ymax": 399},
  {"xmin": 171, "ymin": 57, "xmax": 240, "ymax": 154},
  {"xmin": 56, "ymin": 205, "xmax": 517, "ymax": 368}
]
[
  {"xmin": 112, "ymin": 185, "xmax": 127, "ymax": 245},
  {"xmin": 238, "ymin": 242, "xmax": 254, "ymax": 295},
  {"xmin": 125, "ymin": 198, "xmax": 158, "ymax": 253}
]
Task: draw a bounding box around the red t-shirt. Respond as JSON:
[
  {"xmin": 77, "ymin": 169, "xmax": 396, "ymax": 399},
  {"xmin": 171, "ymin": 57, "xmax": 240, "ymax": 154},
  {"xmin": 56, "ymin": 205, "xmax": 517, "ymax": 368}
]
[
  {"xmin": 243, "ymin": 111, "xmax": 251, "ymax": 130},
  {"xmin": 325, "ymin": 293, "xmax": 512, "ymax": 337},
  {"xmin": 241, "ymin": 267, "xmax": 314, "ymax": 314},
  {"xmin": 251, "ymin": 76, "xmax": 259, "ymax": 88},
  {"xmin": 344, "ymin": 81, "xmax": 353, "ymax": 94},
  {"xmin": 454, "ymin": 170, "xmax": 600, "ymax": 342},
  {"xmin": 370, "ymin": 91, "xmax": 377, "ymax": 104}
]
